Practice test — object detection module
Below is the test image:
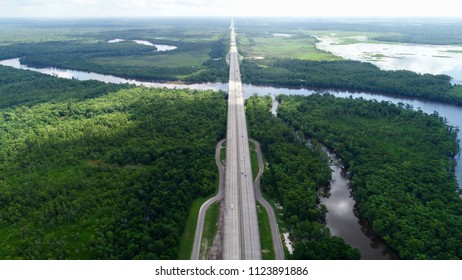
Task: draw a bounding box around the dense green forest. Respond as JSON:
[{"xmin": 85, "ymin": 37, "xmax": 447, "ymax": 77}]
[
  {"xmin": 241, "ymin": 59, "xmax": 462, "ymax": 105},
  {"xmin": 0, "ymin": 69, "xmax": 227, "ymax": 259},
  {"xmin": 245, "ymin": 95, "xmax": 360, "ymax": 259},
  {"xmin": 0, "ymin": 66, "xmax": 128, "ymax": 108},
  {"xmin": 2, "ymin": 18, "xmax": 462, "ymax": 105},
  {"xmin": 0, "ymin": 38, "xmax": 229, "ymax": 83},
  {"xmin": 277, "ymin": 94, "xmax": 461, "ymax": 259}
]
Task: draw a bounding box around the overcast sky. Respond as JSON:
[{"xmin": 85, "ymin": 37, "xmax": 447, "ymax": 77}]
[{"xmin": 0, "ymin": 0, "xmax": 461, "ymax": 18}]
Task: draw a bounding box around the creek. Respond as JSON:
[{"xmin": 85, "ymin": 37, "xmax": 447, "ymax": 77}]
[{"xmin": 1, "ymin": 58, "xmax": 461, "ymax": 259}]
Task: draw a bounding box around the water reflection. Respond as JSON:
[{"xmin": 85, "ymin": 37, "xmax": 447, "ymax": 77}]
[
  {"xmin": 320, "ymin": 150, "xmax": 395, "ymax": 259},
  {"xmin": 316, "ymin": 36, "xmax": 462, "ymax": 84},
  {"xmin": 1, "ymin": 57, "xmax": 460, "ymax": 186},
  {"xmin": 264, "ymin": 88, "xmax": 462, "ymax": 187},
  {"xmin": 0, "ymin": 58, "xmax": 462, "ymax": 186},
  {"xmin": 0, "ymin": 58, "xmax": 225, "ymax": 90},
  {"xmin": 1, "ymin": 57, "xmax": 461, "ymax": 259},
  {"xmin": 108, "ymin": 38, "xmax": 178, "ymax": 52}
]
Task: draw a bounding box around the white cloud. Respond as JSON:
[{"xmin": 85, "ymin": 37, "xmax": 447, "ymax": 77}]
[{"xmin": 0, "ymin": 0, "xmax": 460, "ymax": 17}]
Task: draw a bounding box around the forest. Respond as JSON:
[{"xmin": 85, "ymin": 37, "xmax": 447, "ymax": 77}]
[
  {"xmin": 276, "ymin": 94, "xmax": 462, "ymax": 259},
  {"xmin": 0, "ymin": 68, "xmax": 227, "ymax": 259},
  {"xmin": 2, "ymin": 17, "xmax": 462, "ymax": 261},
  {"xmin": 245, "ymin": 95, "xmax": 360, "ymax": 259},
  {"xmin": 3, "ymin": 18, "xmax": 462, "ymax": 106},
  {"xmin": 0, "ymin": 37, "xmax": 229, "ymax": 83},
  {"xmin": 0, "ymin": 65, "xmax": 128, "ymax": 108},
  {"xmin": 240, "ymin": 58, "xmax": 462, "ymax": 105}
]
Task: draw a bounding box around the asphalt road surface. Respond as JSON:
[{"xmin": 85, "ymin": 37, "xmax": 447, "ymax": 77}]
[
  {"xmin": 223, "ymin": 20, "xmax": 262, "ymax": 260},
  {"xmin": 191, "ymin": 139, "xmax": 226, "ymax": 260},
  {"xmin": 251, "ymin": 139, "xmax": 285, "ymax": 260}
]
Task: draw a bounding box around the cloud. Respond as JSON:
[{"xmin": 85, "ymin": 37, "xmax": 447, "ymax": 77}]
[{"xmin": 0, "ymin": 0, "xmax": 460, "ymax": 17}]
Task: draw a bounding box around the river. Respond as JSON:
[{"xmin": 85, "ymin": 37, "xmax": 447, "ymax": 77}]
[
  {"xmin": 320, "ymin": 150, "xmax": 395, "ymax": 259},
  {"xmin": 1, "ymin": 58, "xmax": 461, "ymax": 259}
]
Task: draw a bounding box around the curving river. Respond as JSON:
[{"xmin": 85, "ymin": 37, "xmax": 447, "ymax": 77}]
[
  {"xmin": 1, "ymin": 58, "xmax": 461, "ymax": 259},
  {"xmin": 320, "ymin": 150, "xmax": 395, "ymax": 259}
]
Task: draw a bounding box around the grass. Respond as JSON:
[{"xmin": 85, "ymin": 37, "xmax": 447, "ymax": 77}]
[
  {"xmin": 179, "ymin": 139, "xmax": 224, "ymax": 259},
  {"xmin": 200, "ymin": 202, "xmax": 220, "ymax": 259},
  {"xmin": 91, "ymin": 49, "xmax": 210, "ymax": 68},
  {"xmin": 249, "ymin": 141, "xmax": 259, "ymax": 181},
  {"xmin": 220, "ymin": 141, "xmax": 226, "ymax": 165},
  {"xmin": 237, "ymin": 34, "xmax": 341, "ymax": 61},
  {"xmin": 178, "ymin": 196, "xmax": 208, "ymax": 260},
  {"xmin": 236, "ymin": 29, "xmax": 402, "ymax": 62},
  {"xmin": 256, "ymin": 202, "xmax": 275, "ymax": 260},
  {"xmin": 306, "ymin": 30, "xmax": 401, "ymax": 45},
  {"xmin": 444, "ymin": 50, "xmax": 462, "ymax": 54},
  {"xmin": 448, "ymin": 86, "xmax": 462, "ymax": 99},
  {"xmin": 0, "ymin": 27, "xmax": 82, "ymax": 44},
  {"xmin": 258, "ymin": 191, "xmax": 291, "ymax": 259}
]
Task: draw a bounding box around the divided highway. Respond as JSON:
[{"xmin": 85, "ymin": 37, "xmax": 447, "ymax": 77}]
[
  {"xmin": 251, "ymin": 139, "xmax": 285, "ymax": 260},
  {"xmin": 223, "ymin": 20, "xmax": 262, "ymax": 260},
  {"xmin": 191, "ymin": 139, "xmax": 226, "ymax": 260}
]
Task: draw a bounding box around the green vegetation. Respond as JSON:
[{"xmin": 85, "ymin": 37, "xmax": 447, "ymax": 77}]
[
  {"xmin": 448, "ymin": 86, "xmax": 462, "ymax": 100},
  {"xmin": 444, "ymin": 50, "xmax": 462, "ymax": 54},
  {"xmin": 277, "ymin": 94, "xmax": 461, "ymax": 259},
  {"xmin": 178, "ymin": 196, "xmax": 208, "ymax": 260},
  {"xmin": 249, "ymin": 141, "xmax": 259, "ymax": 181},
  {"xmin": 200, "ymin": 202, "xmax": 220, "ymax": 259},
  {"xmin": 2, "ymin": 17, "xmax": 462, "ymax": 261},
  {"xmin": 0, "ymin": 66, "xmax": 128, "ymax": 108},
  {"xmin": 246, "ymin": 95, "xmax": 360, "ymax": 259},
  {"xmin": 233, "ymin": 18, "xmax": 462, "ymax": 106},
  {"xmin": 0, "ymin": 38, "xmax": 228, "ymax": 83},
  {"xmin": 0, "ymin": 18, "xmax": 230, "ymax": 83},
  {"xmin": 236, "ymin": 18, "xmax": 462, "ymax": 45},
  {"xmin": 91, "ymin": 50, "xmax": 209, "ymax": 68},
  {"xmin": 373, "ymin": 24, "xmax": 462, "ymax": 45},
  {"xmin": 0, "ymin": 68, "xmax": 227, "ymax": 259},
  {"xmin": 237, "ymin": 33, "xmax": 340, "ymax": 61},
  {"xmin": 241, "ymin": 59, "xmax": 462, "ymax": 105},
  {"xmin": 257, "ymin": 203, "xmax": 275, "ymax": 260},
  {"xmin": 220, "ymin": 141, "xmax": 226, "ymax": 165}
]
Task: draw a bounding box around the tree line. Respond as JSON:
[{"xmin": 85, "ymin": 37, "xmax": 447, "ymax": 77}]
[
  {"xmin": 0, "ymin": 68, "xmax": 227, "ymax": 259},
  {"xmin": 277, "ymin": 94, "xmax": 461, "ymax": 259},
  {"xmin": 0, "ymin": 37, "xmax": 229, "ymax": 83},
  {"xmin": 241, "ymin": 58, "xmax": 462, "ymax": 105},
  {"xmin": 245, "ymin": 95, "xmax": 361, "ymax": 259}
]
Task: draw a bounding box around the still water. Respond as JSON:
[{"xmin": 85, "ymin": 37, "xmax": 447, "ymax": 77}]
[
  {"xmin": 320, "ymin": 150, "xmax": 395, "ymax": 259},
  {"xmin": 1, "ymin": 58, "xmax": 461, "ymax": 259},
  {"xmin": 247, "ymin": 86, "xmax": 462, "ymax": 187},
  {"xmin": 107, "ymin": 38, "xmax": 178, "ymax": 52},
  {"xmin": 316, "ymin": 35, "xmax": 462, "ymax": 84},
  {"xmin": 4, "ymin": 55, "xmax": 460, "ymax": 166}
]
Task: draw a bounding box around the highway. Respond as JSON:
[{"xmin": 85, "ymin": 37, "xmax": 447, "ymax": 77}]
[
  {"xmin": 251, "ymin": 139, "xmax": 285, "ymax": 260},
  {"xmin": 191, "ymin": 139, "xmax": 226, "ymax": 260},
  {"xmin": 223, "ymin": 19, "xmax": 262, "ymax": 260}
]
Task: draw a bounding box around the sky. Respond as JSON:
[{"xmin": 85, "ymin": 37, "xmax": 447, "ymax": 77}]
[{"xmin": 0, "ymin": 0, "xmax": 461, "ymax": 18}]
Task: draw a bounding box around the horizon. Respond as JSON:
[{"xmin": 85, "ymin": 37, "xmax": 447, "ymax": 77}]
[
  {"xmin": 1, "ymin": 16, "xmax": 462, "ymax": 21},
  {"xmin": 1, "ymin": 0, "xmax": 461, "ymax": 18}
]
